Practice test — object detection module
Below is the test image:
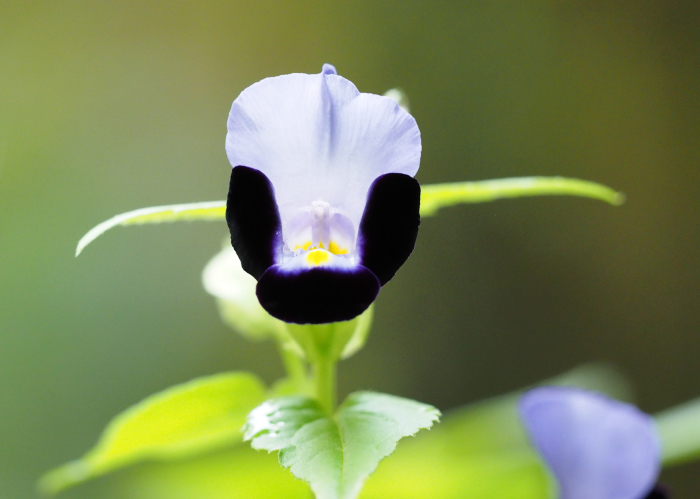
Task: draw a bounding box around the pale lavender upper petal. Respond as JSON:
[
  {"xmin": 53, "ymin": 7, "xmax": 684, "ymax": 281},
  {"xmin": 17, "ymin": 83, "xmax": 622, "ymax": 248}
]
[
  {"xmin": 519, "ymin": 387, "xmax": 661, "ymax": 499},
  {"xmin": 225, "ymin": 67, "xmax": 421, "ymax": 232},
  {"xmin": 321, "ymin": 63, "xmax": 337, "ymax": 75}
]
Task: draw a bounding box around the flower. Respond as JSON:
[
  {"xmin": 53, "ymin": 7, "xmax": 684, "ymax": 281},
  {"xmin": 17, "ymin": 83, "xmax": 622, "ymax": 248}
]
[
  {"xmin": 519, "ymin": 387, "xmax": 665, "ymax": 499},
  {"xmin": 225, "ymin": 64, "xmax": 421, "ymax": 324}
]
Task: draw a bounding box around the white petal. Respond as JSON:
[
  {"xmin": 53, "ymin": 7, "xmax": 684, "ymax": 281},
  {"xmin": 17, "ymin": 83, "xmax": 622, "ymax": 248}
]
[
  {"xmin": 202, "ymin": 244, "xmax": 282, "ymax": 339},
  {"xmin": 202, "ymin": 244, "xmax": 259, "ymax": 304},
  {"xmin": 226, "ymin": 71, "xmax": 421, "ymax": 231}
]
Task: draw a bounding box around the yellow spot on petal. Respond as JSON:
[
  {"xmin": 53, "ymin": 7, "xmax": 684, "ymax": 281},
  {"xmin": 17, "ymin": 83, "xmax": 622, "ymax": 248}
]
[
  {"xmin": 306, "ymin": 249, "xmax": 330, "ymax": 266},
  {"xmin": 328, "ymin": 241, "xmax": 348, "ymax": 255},
  {"xmin": 293, "ymin": 241, "xmax": 313, "ymax": 251}
]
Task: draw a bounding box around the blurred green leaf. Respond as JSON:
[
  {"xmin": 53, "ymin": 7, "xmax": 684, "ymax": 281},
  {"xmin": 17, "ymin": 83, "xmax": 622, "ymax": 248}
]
[
  {"xmin": 75, "ymin": 201, "xmax": 226, "ymax": 256},
  {"xmin": 105, "ymin": 445, "xmax": 312, "ymax": 499},
  {"xmin": 544, "ymin": 363, "xmax": 633, "ymax": 402},
  {"xmin": 90, "ymin": 365, "xmax": 625, "ymax": 499},
  {"xmin": 103, "ymin": 406, "xmax": 549, "ymax": 499},
  {"xmin": 101, "ymin": 432, "xmax": 547, "ymax": 499},
  {"xmin": 383, "ymin": 87, "xmax": 410, "ymax": 112},
  {"xmin": 362, "ymin": 448, "xmax": 552, "ymax": 499},
  {"xmin": 39, "ymin": 372, "xmax": 267, "ymax": 495},
  {"xmin": 420, "ymin": 177, "xmax": 625, "ymax": 217},
  {"xmin": 244, "ymin": 392, "xmax": 440, "ymax": 499},
  {"xmin": 655, "ymin": 397, "xmax": 700, "ymax": 466}
]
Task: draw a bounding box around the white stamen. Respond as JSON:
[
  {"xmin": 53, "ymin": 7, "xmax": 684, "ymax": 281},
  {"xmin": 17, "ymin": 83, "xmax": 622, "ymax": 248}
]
[{"xmin": 311, "ymin": 199, "xmax": 331, "ymax": 249}]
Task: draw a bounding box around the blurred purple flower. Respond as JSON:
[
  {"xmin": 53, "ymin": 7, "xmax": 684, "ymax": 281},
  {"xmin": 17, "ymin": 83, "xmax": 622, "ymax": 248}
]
[
  {"xmin": 519, "ymin": 387, "xmax": 664, "ymax": 499},
  {"xmin": 225, "ymin": 64, "xmax": 421, "ymax": 324}
]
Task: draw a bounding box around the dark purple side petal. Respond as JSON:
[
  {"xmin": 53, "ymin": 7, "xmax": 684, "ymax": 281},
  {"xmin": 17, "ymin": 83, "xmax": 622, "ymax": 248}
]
[
  {"xmin": 226, "ymin": 166, "xmax": 282, "ymax": 280},
  {"xmin": 358, "ymin": 173, "xmax": 421, "ymax": 286},
  {"xmin": 256, "ymin": 265, "xmax": 380, "ymax": 324}
]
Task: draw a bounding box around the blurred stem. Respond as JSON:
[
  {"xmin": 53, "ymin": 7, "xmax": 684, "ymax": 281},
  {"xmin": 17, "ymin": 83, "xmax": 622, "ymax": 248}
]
[
  {"xmin": 655, "ymin": 397, "xmax": 700, "ymax": 466},
  {"xmin": 277, "ymin": 340, "xmax": 307, "ymax": 392},
  {"xmin": 313, "ymin": 356, "xmax": 336, "ymax": 414}
]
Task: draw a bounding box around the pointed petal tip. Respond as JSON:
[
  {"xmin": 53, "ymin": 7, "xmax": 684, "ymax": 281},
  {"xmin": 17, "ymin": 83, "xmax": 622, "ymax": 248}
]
[{"xmin": 321, "ymin": 63, "xmax": 337, "ymax": 75}]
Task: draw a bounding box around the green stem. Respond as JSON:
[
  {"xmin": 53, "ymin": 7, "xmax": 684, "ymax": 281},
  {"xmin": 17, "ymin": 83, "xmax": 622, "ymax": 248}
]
[
  {"xmin": 655, "ymin": 398, "xmax": 700, "ymax": 466},
  {"xmin": 314, "ymin": 356, "xmax": 336, "ymax": 414},
  {"xmin": 276, "ymin": 341, "xmax": 307, "ymax": 391},
  {"xmin": 420, "ymin": 177, "xmax": 625, "ymax": 217}
]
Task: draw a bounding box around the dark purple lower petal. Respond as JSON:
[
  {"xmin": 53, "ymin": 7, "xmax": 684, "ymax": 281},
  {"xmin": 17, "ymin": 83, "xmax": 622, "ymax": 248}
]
[
  {"xmin": 645, "ymin": 484, "xmax": 670, "ymax": 499},
  {"xmin": 358, "ymin": 173, "xmax": 421, "ymax": 286},
  {"xmin": 226, "ymin": 166, "xmax": 282, "ymax": 279},
  {"xmin": 256, "ymin": 265, "xmax": 380, "ymax": 324}
]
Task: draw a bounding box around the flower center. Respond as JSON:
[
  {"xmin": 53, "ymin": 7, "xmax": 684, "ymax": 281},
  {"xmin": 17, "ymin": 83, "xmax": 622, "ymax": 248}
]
[
  {"xmin": 305, "ymin": 249, "xmax": 330, "ymax": 266},
  {"xmin": 284, "ymin": 199, "xmax": 356, "ymax": 264}
]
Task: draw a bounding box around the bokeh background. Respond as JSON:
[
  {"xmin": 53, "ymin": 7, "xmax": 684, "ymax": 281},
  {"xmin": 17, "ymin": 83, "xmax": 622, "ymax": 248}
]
[{"xmin": 1, "ymin": 1, "xmax": 699, "ymax": 497}]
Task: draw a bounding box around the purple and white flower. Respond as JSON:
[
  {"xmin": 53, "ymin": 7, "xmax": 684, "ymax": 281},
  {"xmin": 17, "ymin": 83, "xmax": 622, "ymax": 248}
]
[
  {"xmin": 225, "ymin": 64, "xmax": 421, "ymax": 324},
  {"xmin": 519, "ymin": 387, "xmax": 666, "ymax": 499}
]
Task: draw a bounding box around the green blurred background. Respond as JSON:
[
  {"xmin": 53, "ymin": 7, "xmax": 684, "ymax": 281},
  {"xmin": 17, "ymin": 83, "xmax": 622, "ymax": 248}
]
[{"xmin": 1, "ymin": 1, "xmax": 699, "ymax": 497}]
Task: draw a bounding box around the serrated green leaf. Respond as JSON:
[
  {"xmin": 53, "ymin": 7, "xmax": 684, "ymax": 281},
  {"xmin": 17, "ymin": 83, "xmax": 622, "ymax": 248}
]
[
  {"xmin": 245, "ymin": 392, "xmax": 440, "ymax": 499},
  {"xmin": 104, "ymin": 412, "xmax": 547, "ymax": 499},
  {"xmin": 420, "ymin": 177, "xmax": 625, "ymax": 216},
  {"xmin": 96, "ymin": 434, "xmax": 548, "ymax": 499},
  {"xmin": 39, "ymin": 372, "xmax": 267, "ymax": 495},
  {"xmin": 75, "ymin": 200, "xmax": 226, "ymax": 256},
  {"xmin": 87, "ymin": 365, "xmax": 623, "ymax": 499},
  {"xmin": 655, "ymin": 397, "xmax": 700, "ymax": 466}
]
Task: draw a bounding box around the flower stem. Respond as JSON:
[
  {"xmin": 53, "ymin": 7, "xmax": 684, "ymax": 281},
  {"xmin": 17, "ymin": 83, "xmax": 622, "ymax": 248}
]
[
  {"xmin": 277, "ymin": 341, "xmax": 307, "ymax": 390},
  {"xmin": 314, "ymin": 355, "xmax": 336, "ymax": 414},
  {"xmin": 655, "ymin": 397, "xmax": 700, "ymax": 465}
]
